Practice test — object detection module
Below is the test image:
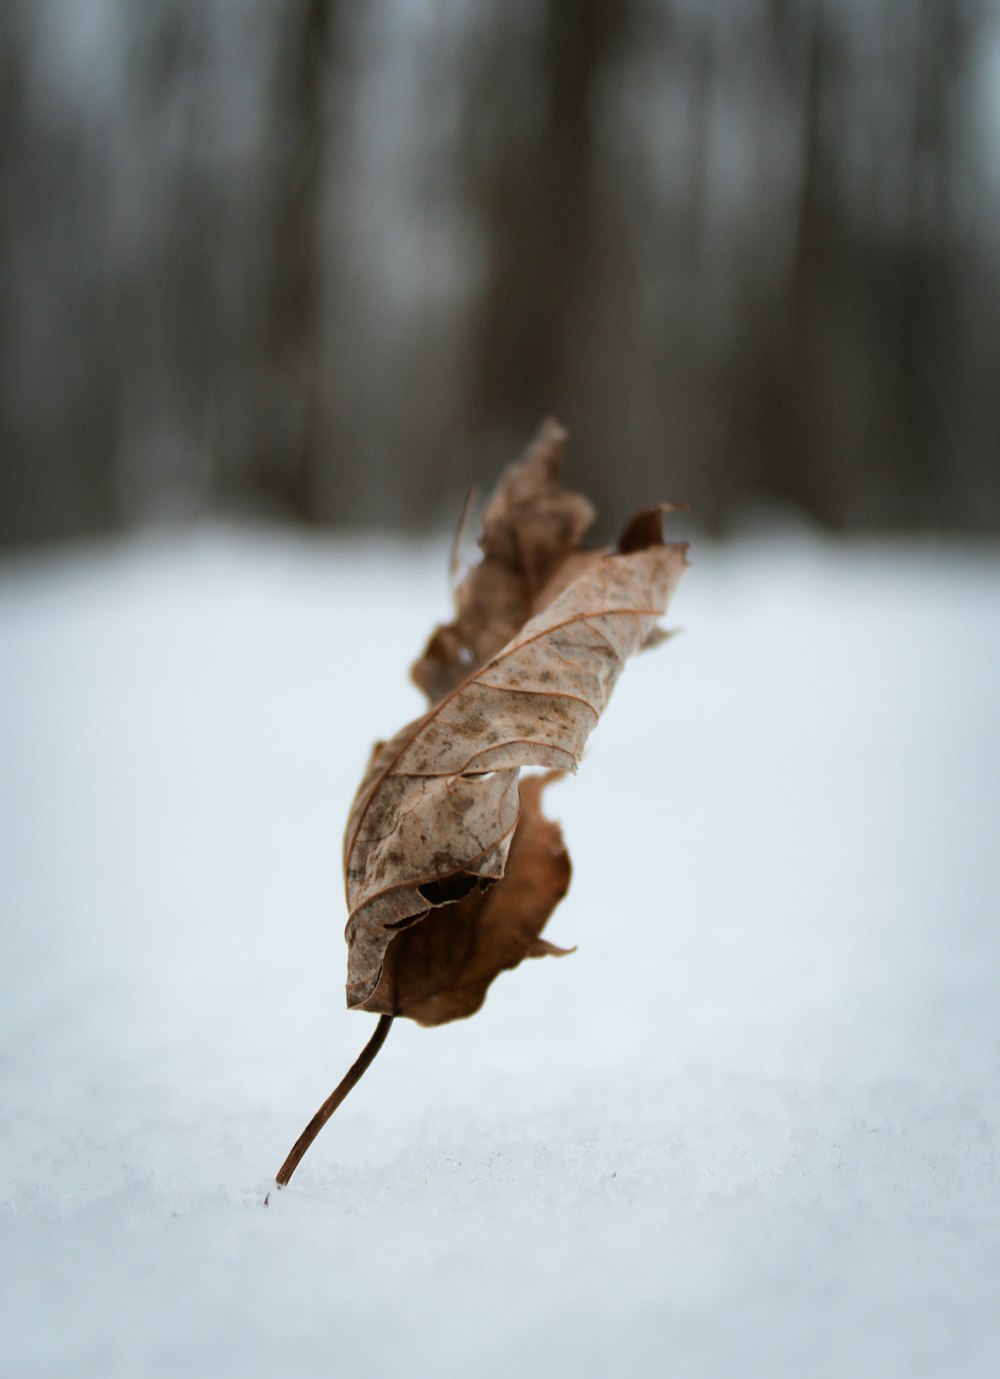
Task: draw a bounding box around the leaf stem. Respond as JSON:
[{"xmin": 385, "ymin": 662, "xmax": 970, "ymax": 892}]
[{"xmin": 275, "ymin": 1014, "xmax": 394, "ymax": 1187}]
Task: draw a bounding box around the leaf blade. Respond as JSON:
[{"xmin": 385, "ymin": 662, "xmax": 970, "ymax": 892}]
[{"xmin": 343, "ymin": 538, "xmax": 687, "ymax": 1010}]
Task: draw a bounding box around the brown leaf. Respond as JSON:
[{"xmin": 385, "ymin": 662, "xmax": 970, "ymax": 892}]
[
  {"xmin": 411, "ymin": 418, "xmax": 597, "ymax": 705},
  {"xmin": 275, "ymin": 423, "xmax": 689, "ymax": 1185},
  {"xmin": 363, "ymin": 772, "xmax": 572, "ymax": 1024},
  {"xmin": 343, "ymin": 472, "xmax": 688, "ymax": 1016}
]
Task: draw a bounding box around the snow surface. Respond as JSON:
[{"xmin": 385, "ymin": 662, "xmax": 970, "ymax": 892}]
[{"xmin": 1, "ymin": 527, "xmax": 999, "ymax": 1379}]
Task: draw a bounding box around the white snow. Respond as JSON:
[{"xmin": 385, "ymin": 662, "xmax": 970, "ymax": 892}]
[{"xmin": 1, "ymin": 526, "xmax": 999, "ymax": 1378}]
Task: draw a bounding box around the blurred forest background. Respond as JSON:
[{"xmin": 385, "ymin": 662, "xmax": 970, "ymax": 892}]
[{"xmin": 2, "ymin": 0, "xmax": 999, "ymax": 552}]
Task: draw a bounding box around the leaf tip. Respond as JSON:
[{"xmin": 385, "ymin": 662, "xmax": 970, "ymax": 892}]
[{"xmin": 538, "ymin": 415, "xmax": 569, "ymax": 446}]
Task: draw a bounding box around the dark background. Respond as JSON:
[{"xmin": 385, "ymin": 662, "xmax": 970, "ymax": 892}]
[{"xmin": 2, "ymin": 0, "xmax": 999, "ymax": 552}]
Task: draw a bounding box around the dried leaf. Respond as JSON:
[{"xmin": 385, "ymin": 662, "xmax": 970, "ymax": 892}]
[
  {"xmin": 275, "ymin": 421, "xmax": 688, "ymax": 1185},
  {"xmin": 343, "ymin": 476, "xmax": 687, "ymax": 1017}
]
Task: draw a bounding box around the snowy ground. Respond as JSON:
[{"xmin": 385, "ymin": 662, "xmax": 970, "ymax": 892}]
[{"xmin": 1, "ymin": 526, "xmax": 999, "ymax": 1379}]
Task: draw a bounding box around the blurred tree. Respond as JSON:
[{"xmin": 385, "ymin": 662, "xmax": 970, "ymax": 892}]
[
  {"xmin": 463, "ymin": 0, "xmax": 628, "ymax": 450},
  {"xmin": 254, "ymin": 0, "xmax": 333, "ymax": 521}
]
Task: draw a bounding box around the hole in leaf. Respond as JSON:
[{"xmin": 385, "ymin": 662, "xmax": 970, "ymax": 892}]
[{"xmin": 417, "ymin": 873, "xmax": 480, "ymax": 906}]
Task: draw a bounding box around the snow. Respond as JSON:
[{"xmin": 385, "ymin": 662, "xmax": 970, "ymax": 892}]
[{"xmin": 1, "ymin": 526, "xmax": 999, "ymax": 1378}]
